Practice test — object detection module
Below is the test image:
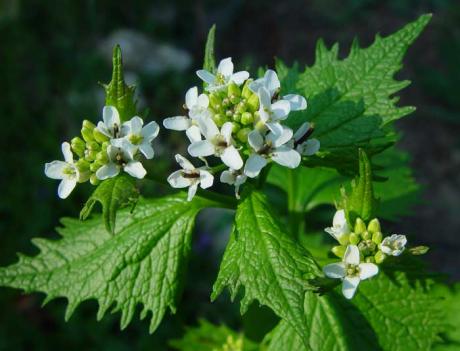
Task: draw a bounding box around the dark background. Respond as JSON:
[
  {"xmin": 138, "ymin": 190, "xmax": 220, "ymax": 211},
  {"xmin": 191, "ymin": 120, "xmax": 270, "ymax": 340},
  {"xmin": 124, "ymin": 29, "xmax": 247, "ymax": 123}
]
[{"xmin": 0, "ymin": 0, "xmax": 459, "ymax": 349}]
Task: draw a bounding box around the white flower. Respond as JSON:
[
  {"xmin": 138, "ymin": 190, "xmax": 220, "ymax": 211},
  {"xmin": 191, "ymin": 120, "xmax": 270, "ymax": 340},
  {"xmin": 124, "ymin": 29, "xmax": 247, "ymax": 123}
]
[
  {"xmin": 163, "ymin": 86, "xmax": 210, "ymax": 133},
  {"xmin": 196, "ymin": 57, "xmax": 249, "ymax": 91},
  {"xmin": 44, "ymin": 142, "xmax": 80, "ymax": 199},
  {"xmin": 188, "ymin": 117, "xmax": 243, "ymax": 170},
  {"xmin": 220, "ymin": 169, "xmax": 247, "ymax": 199},
  {"xmin": 167, "ymin": 154, "xmax": 214, "ymax": 201},
  {"xmin": 250, "ymin": 69, "xmax": 307, "ymax": 111},
  {"xmin": 380, "ymin": 234, "xmax": 407, "ymax": 256},
  {"xmin": 325, "ymin": 210, "xmax": 350, "ymax": 242},
  {"xmin": 257, "ymin": 86, "xmax": 291, "ymax": 135},
  {"xmin": 96, "ymin": 106, "xmax": 122, "ymax": 138},
  {"xmin": 96, "ymin": 139, "xmax": 146, "ymax": 180},
  {"xmin": 293, "ymin": 122, "xmax": 320, "ymax": 156},
  {"xmin": 323, "ymin": 245, "xmax": 379, "ymax": 299},
  {"xmin": 114, "ymin": 116, "xmax": 159, "ymax": 159},
  {"xmin": 244, "ymin": 127, "xmax": 301, "ymax": 178}
]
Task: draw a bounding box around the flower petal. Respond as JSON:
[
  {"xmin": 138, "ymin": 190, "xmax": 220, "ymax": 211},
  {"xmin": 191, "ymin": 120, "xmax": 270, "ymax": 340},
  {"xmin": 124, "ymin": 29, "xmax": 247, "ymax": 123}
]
[
  {"xmin": 268, "ymin": 127, "xmax": 293, "ymax": 147},
  {"xmin": 221, "ymin": 145, "xmax": 243, "ymax": 170},
  {"xmin": 61, "ymin": 142, "xmax": 73, "ymax": 163},
  {"xmin": 197, "ymin": 116, "xmax": 219, "ymax": 140},
  {"xmin": 333, "ymin": 209, "xmax": 348, "ymax": 229},
  {"xmin": 220, "ymin": 170, "xmax": 235, "ymax": 185},
  {"xmin": 199, "ymin": 170, "xmax": 214, "ymax": 189},
  {"xmin": 244, "ymin": 154, "xmax": 267, "ymax": 178},
  {"xmin": 124, "ymin": 161, "xmax": 147, "ymax": 179},
  {"xmin": 342, "ymin": 276, "xmax": 360, "ymax": 299},
  {"xmin": 197, "ymin": 93, "xmax": 209, "ymax": 109},
  {"xmin": 188, "ymin": 140, "xmax": 215, "ymax": 157},
  {"xmin": 163, "ymin": 116, "xmax": 191, "ymax": 131},
  {"xmin": 186, "ymin": 125, "xmax": 202, "ymax": 143},
  {"xmin": 103, "ymin": 106, "xmax": 120, "ymax": 128},
  {"xmin": 271, "ymin": 100, "xmax": 291, "ymax": 120},
  {"xmin": 187, "ymin": 183, "xmax": 199, "ymax": 201},
  {"xmin": 221, "ymin": 122, "xmax": 233, "ymax": 143},
  {"xmin": 139, "ymin": 143, "xmax": 154, "ymax": 159},
  {"xmin": 343, "ymin": 245, "xmax": 360, "ymax": 265},
  {"xmin": 359, "ymin": 263, "xmax": 379, "ymax": 280},
  {"xmin": 44, "ymin": 161, "xmax": 67, "ymax": 179},
  {"xmin": 294, "ymin": 122, "xmax": 311, "ymax": 141},
  {"xmin": 141, "ymin": 121, "xmax": 160, "ymax": 141},
  {"xmin": 272, "ymin": 146, "xmax": 301, "ymax": 169},
  {"xmin": 266, "ymin": 122, "xmax": 284, "ymax": 136},
  {"xmin": 96, "ymin": 163, "xmax": 120, "ymax": 180},
  {"xmin": 258, "ymin": 86, "xmax": 271, "ymax": 109},
  {"xmin": 175, "ymin": 154, "xmax": 195, "ymax": 171},
  {"xmin": 298, "ymin": 139, "xmax": 320, "ymax": 156},
  {"xmin": 168, "ymin": 170, "xmax": 192, "ymax": 188},
  {"xmin": 217, "ymin": 57, "xmax": 233, "ymax": 77},
  {"xmin": 196, "ymin": 70, "xmax": 215, "ymax": 84},
  {"xmin": 58, "ymin": 178, "xmax": 77, "ymax": 199},
  {"xmin": 230, "ymin": 71, "xmax": 249, "ymax": 85},
  {"xmin": 129, "ymin": 116, "xmax": 144, "ymax": 134},
  {"xmin": 248, "ymin": 130, "xmax": 264, "ymax": 151},
  {"xmin": 185, "ymin": 86, "xmax": 198, "ymax": 110},
  {"xmin": 323, "ymin": 262, "xmax": 346, "ymax": 279},
  {"xmin": 264, "ymin": 69, "xmax": 281, "ymax": 95},
  {"xmin": 283, "ymin": 94, "xmax": 307, "ymax": 111}
]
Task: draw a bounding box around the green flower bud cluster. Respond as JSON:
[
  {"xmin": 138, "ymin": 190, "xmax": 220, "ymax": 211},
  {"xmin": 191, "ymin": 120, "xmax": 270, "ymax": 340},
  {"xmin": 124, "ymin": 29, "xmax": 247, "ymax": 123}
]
[
  {"xmin": 207, "ymin": 80, "xmax": 260, "ymax": 144},
  {"xmin": 71, "ymin": 120, "xmax": 110, "ymax": 186},
  {"xmin": 215, "ymin": 335, "xmax": 244, "ymax": 351},
  {"xmin": 332, "ymin": 218, "xmax": 387, "ymax": 264}
]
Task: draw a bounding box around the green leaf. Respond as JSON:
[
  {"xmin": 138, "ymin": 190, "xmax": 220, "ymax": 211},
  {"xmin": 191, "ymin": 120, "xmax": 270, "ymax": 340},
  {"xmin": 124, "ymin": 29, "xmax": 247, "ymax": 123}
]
[
  {"xmin": 80, "ymin": 174, "xmax": 139, "ymax": 234},
  {"xmin": 341, "ymin": 149, "xmax": 377, "ymax": 224},
  {"xmin": 265, "ymin": 272, "xmax": 443, "ymax": 351},
  {"xmin": 0, "ymin": 194, "xmax": 212, "ymax": 333},
  {"xmin": 432, "ymin": 283, "xmax": 460, "ymax": 350},
  {"xmin": 212, "ymin": 190, "xmax": 322, "ymax": 345},
  {"xmin": 169, "ymin": 319, "xmax": 258, "ymax": 351},
  {"xmin": 103, "ymin": 45, "xmax": 137, "ymax": 122},
  {"xmin": 277, "ymin": 14, "xmax": 431, "ymax": 171},
  {"xmin": 203, "ymin": 24, "xmax": 216, "ymax": 74},
  {"xmin": 268, "ymin": 146, "xmax": 420, "ymax": 220}
]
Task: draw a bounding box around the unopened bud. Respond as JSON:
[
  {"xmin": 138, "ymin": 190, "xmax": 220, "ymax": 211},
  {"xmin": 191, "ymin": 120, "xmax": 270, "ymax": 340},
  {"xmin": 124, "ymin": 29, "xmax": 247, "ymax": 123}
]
[
  {"xmin": 71, "ymin": 137, "xmax": 86, "ymax": 157},
  {"xmin": 242, "ymin": 79, "xmax": 253, "ymax": 98},
  {"xmin": 209, "ymin": 93, "xmax": 222, "ymax": 109},
  {"xmin": 236, "ymin": 101, "xmax": 247, "ymax": 114},
  {"xmin": 362, "ymin": 231, "xmax": 372, "ymax": 240},
  {"xmin": 365, "ymin": 256, "xmax": 376, "ymax": 263},
  {"xmin": 90, "ymin": 161, "xmax": 103, "ymax": 173},
  {"xmin": 75, "ymin": 159, "xmax": 90, "ymax": 172},
  {"xmin": 374, "ymin": 250, "xmax": 386, "ymax": 264},
  {"xmin": 332, "ymin": 245, "xmax": 346, "ymax": 258},
  {"xmin": 82, "ymin": 120, "xmax": 96, "ymax": 130},
  {"xmin": 231, "ymin": 123, "xmax": 240, "ymax": 133},
  {"xmin": 233, "ymin": 113, "xmax": 241, "ymax": 123},
  {"xmin": 213, "ymin": 114, "xmax": 226, "ymax": 127},
  {"xmin": 247, "ymin": 93, "xmax": 259, "ymax": 111},
  {"xmin": 367, "ymin": 218, "xmax": 381, "ymax": 234},
  {"xmin": 93, "ymin": 128, "xmax": 109, "ymax": 143},
  {"xmin": 96, "ymin": 151, "xmax": 108, "ymax": 165},
  {"xmin": 349, "ymin": 233, "xmax": 360, "ymax": 245},
  {"xmin": 90, "ymin": 174, "xmax": 100, "ymax": 186},
  {"xmin": 81, "ymin": 127, "xmax": 95, "ymax": 142},
  {"xmin": 86, "ymin": 141, "xmax": 101, "ymax": 152},
  {"xmin": 241, "ymin": 112, "xmax": 254, "ymax": 125},
  {"xmin": 337, "ymin": 233, "xmax": 350, "ymax": 246},
  {"xmin": 101, "ymin": 141, "xmax": 109, "ymax": 152},
  {"xmin": 372, "ymin": 231, "xmax": 383, "ymax": 244},
  {"xmin": 85, "ymin": 149, "xmax": 98, "ymax": 162},
  {"xmin": 237, "ymin": 128, "xmax": 251, "ymax": 143},
  {"xmin": 354, "ymin": 218, "xmax": 366, "ymax": 234},
  {"xmin": 78, "ymin": 171, "xmax": 90, "ymax": 183},
  {"xmin": 228, "ymin": 82, "xmax": 241, "ymax": 98},
  {"xmin": 409, "ymin": 246, "xmax": 429, "ymax": 255}
]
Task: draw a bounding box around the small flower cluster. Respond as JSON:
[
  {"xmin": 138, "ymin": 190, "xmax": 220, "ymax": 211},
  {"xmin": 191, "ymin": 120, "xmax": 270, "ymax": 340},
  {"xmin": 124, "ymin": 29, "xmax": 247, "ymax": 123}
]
[
  {"xmin": 45, "ymin": 106, "xmax": 159, "ymax": 198},
  {"xmin": 322, "ymin": 210, "xmax": 407, "ymax": 299},
  {"xmin": 163, "ymin": 57, "xmax": 320, "ymax": 200}
]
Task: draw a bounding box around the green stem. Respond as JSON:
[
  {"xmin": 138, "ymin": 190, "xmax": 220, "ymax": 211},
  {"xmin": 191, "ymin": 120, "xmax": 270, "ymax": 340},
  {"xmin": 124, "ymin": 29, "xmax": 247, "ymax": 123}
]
[{"xmin": 287, "ymin": 169, "xmax": 304, "ymax": 238}]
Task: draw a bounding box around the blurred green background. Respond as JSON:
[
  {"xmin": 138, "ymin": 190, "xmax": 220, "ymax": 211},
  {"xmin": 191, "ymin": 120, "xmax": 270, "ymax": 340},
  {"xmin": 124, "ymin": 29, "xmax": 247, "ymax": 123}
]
[{"xmin": 0, "ymin": 0, "xmax": 459, "ymax": 349}]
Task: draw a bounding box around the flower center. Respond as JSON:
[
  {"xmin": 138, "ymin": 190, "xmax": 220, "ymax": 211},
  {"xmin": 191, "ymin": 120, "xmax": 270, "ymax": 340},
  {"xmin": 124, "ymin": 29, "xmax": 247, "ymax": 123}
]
[
  {"xmin": 182, "ymin": 170, "xmax": 200, "ymax": 179},
  {"xmin": 346, "ymin": 264, "xmax": 360, "ymax": 277},
  {"xmin": 128, "ymin": 133, "xmax": 143, "ymax": 145},
  {"xmin": 215, "ymin": 73, "xmax": 226, "ymax": 85},
  {"xmin": 63, "ymin": 165, "xmax": 76, "ymax": 177}
]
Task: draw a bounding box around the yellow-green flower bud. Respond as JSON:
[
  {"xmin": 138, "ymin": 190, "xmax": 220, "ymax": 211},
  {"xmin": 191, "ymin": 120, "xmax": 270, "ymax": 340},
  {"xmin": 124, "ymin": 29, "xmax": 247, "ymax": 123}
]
[
  {"xmin": 222, "ymin": 98, "xmax": 230, "ymax": 107},
  {"xmin": 242, "ymin": 79, "xmax": 253, "ymax": 98},
  {"xmin": 81, "ymin": 127, "xmax": 95, "ymax": 142},
  {"xmin": 332, "ymin": 245, "xmax": 346, "ymax": 258},
  {"xmin": 247, "ymin": 93, "xmax": 259, "ymax": 111},
  {"xmin": 349, "ymin": 233, "xmax": 360, "ymax": 245},
  {"xmin": 90, "ymin": 161, "xmax": 103, "ymax": 173},
  {"xmin": 362, "ymin": 231, "xmax": 372, "ymax": 240},
  {"xmin": 365, "ymin": 256, "xmax": 376, "ymax": 263},
  {"xmin": 233, "ymin": 114, "xmax": 241, "ymax": 123},
  {"xmin": 372, "ymin": 231, "xmax": 383, "ymax": 244},
  {"xmin": 230, "ymin": 95, "xmax": 240, "ymax": 105},
  {"xmin": 75, "ymin": 159, "xmax": 90, "ymax": 172},
  {"xmin": 232, "ymin": 123, "xmax": 240, "ymax": 133},
  {"xmin": 367, "ymin": 218, "xmax": 381, "ymax": 234},
  {"xmin": 90, "ymin": 174, "xmax": 100, "ymax": 186},
  {"xmin": 101, "ymin": 141, "xmax": 109, "ymax": 152},
  {"xmin": 241, "ymin": 112, "xmax": 254, "ymax": 125},
  {"xmin": 237, "ymin": 128, "xmax": 251, "ymax": 143},
  {"xmin": 82, "ymin": 119, "xmax": 96, "ymax": 130},
  {"xmin": 409, "ymin": 246, "xmax": 429, "ymax": 255},
  {"xmin": 374, "ymin": 250, "xmax": 386, "ymax": 264},
  {"xmin": 236, "ymin": 101, "xmax": 247, "ymax": 114},
  {"xmin": 228, "ymin": 82, "xmax": 241, "ymax": 98},
  {"xmin": 93, "ymin": 128, "xmax": 109, "ymax": 143},
  {"xmin": 209, "ymin": 93, "xmax": 222, "ymax": 109},
  {"xmin": 213, "ymin": 114, "xmax": 226, "ymax": 127},
  {"xmin": 86, "ymin": 141, "xmax": 101, "ymax": 152},
  {"xmin": 337, "ymin": 233, "xmax": 350, "ymax": 246},
  {"xmin": 354, "ymin": 218, "xmax": 366, "ymax": 234},
  {"xmin": 96, "ymin": 151, "xmax": 108, "ymax": 165},
  {"xmin": 85, "ymin": 149, "xmax": 98, "ymax": 162},
  {"xmin": 71, "ymin": 137, "xmax": 86, "ymax": 158},
  {"xmin": 78, "ymin": 171, "xmax": 90, "ymax": 183}
]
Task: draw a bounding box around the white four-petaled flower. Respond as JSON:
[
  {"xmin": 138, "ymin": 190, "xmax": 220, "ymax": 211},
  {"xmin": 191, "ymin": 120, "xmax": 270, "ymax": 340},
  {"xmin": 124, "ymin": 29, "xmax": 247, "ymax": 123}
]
[
  {"xmin": 244, "ymin": 127, "xmax": 301, "ymax": 178},
  {"xmin": 257, "ymin": 86, "xmax": 291, "ymax": 135},
  {"xmin": 324, "ymin": 209, "xmax": 350, "ymax": 242},
  {"xmin": 293, "ymin": 122, "xmax": 320, "ymax": 156},
  {"xmin": 116, "ymin": 116, "xmax": 160, "ymax": 159},
  {"xmin": 188, "ymin": 117, "xmax": 244, "ymax": 170},
  {"xmin": 380, "ymin": 234, "xmax": 407, "ymax": 256},
  {"xmin": 167, "ymin": 154, "xmax": 214, "ymax": 201},
  {"xmin": 197, "ymin": 57, "xmax": 249, "ymax": 91},
  {"xmin": 97, "ymin": 106, "xmax": 122, "ymax": 138},
  {"xmin": 44, "ymin": 142, "xmax": 80, "ymax": 199},
  {"xmin": 96, "ymin": 139, "xmax": 147, "ymax": 180},
  {"xmin": 323, "ymin": 245, "xmax": 379, "ymax": 299}
]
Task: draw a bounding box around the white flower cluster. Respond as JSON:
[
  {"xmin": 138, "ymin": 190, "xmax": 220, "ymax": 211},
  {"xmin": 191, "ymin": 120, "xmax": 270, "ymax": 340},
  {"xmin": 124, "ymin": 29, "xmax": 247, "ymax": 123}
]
[
  {"xmin": 163, "ymin": 57, "xmax": 320, "ymax": 200},
  {"xmin": 322, "ymin": 210, "xmax": 407, "ymax": 299},
  {"xmin": 45, "ymin": 106, "xmax": 159, "ymax": 198}
]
